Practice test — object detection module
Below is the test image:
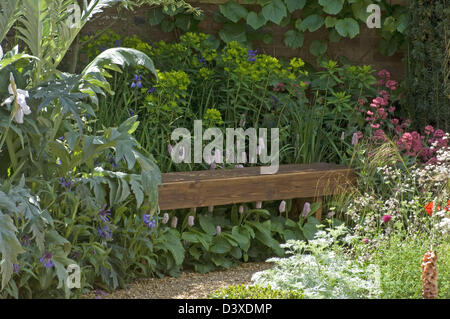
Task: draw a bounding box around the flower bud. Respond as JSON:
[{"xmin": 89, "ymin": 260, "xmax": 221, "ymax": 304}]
[
  {"xmin": 256, "ymin": 201, "xmax": 262, "ymax": 209},
  {"xmin": 279, "ymin": 200, "xmax": 286, "ymax": 213},
  {"xmin": 302, "ymin": 202, "xmax": 311, "ymax": 217},
  {"xmin": 188, "ymin": 215, "xmax": 195, "ymax": 227},
  {"xmin": 239, "ymin": 205, "xmax": 244, "ymax": 214},
  {"xmin": 162, "ymin": 213, "xmax": 169, "ymax": 224},
  {"xmin": 216, "ymin": 226, "xmax": 222, "ymax": 236},
  {"xmin": 171, "ymin": 216, "xmax": 178, "ymax": 228}
]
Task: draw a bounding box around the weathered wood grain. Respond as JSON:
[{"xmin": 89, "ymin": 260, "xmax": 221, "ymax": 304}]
[{"xmin": 158, "ymin": 163, "xmax": 356, "ymax": 212}]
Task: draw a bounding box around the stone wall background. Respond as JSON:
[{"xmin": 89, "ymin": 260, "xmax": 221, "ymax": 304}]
[{"xmin": 80, "ymin": 0, "xmax": 406, "ymax": 78}]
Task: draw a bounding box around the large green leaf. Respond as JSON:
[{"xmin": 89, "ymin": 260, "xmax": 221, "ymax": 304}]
[
  {"xmin": 318, "ymin": 0, "xmax": 344, "ymax": 15},
  {"xmin": 246, "ymin": 12, "xmax": 267, "ymax": 30},
  {"xmin": 219, "ymin": 1, "xmax": 248, "ymax": 23},
  {"xmin": 219, "ymin": 23, "xmax": 247, "ymax": 43},
  {"xmin": 262, "ymin": 0, "xmax": 287, "ymax": 25},
  {"xmin": 0, "ymin": 0, "xmax": 20, "ymax": 43},
  {"xmin": 309, "ymin": 39, "xmax": 328, "ymax": 56},
  {"xmin": 82, "ymin": 47, "xmax": 157, "ymax": 79},
  {"xmin": 284, "ymin": 0, "xmax": 306, "ymax": 13},
  {"xmin": 0, "ymin": 212, "xmax": 25, "ymax": 290},
  {"xmin": 299, "ymin": 14, "xmax": 324, "ymax": 32},
  {"xmin": 335, "ymin": 18, "xmax": 360, "ymax": 38},
  {"xmin": 284, "ymin": 30, "xmax": 304, "ymax": 49}
]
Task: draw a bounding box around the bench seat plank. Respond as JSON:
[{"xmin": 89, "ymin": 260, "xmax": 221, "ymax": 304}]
[{"xmin": 158, "ymin": 163, "xmax": 355, "ymax": 211}]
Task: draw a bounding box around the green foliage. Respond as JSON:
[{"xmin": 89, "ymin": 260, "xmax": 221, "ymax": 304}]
[
  {"xmin": 208, "ymin": 284, "xmax": 304, "ymax": 299},
  {"xmin": 147, "ymin": 0, "xmax": 407, "ymax": 57},
  {"xmin": 403, "ymin": 0, "xmax": 450, "ymax": 132},
  {"xmin": 252, "ymin": 225, "xmax": 382, "ymax": 299},
  {"xmin": 352, "ymin": 230, "xmax": 450, "ymax": 299}
]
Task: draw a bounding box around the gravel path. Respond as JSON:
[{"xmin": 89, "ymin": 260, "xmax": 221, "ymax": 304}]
[{"xmin": 86, "ymin": 262, "xmax": 272, "ymax": 299}]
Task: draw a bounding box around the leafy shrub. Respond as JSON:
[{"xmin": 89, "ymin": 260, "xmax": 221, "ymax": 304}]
[
  {"xmin": 251, "ymin": 225, "xmax": 381, "ymax": 299},
  {"xmin": 208, "ymin": 284, "xmax": 304, "ymax": 299}
]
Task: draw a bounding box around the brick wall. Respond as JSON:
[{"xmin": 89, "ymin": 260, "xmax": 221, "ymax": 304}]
[{"xmin": 81, "ymin": 0, "xmax": 406, "ymax": 78}]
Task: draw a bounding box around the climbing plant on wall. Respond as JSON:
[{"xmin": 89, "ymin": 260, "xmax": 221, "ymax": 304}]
[
  {"xmin": 148, "ymin": 0, "xmax": 407, "ymax": 57},
  {"xmin": 403, "ymin": 0, "xmax": 449, "ymax": 131}
]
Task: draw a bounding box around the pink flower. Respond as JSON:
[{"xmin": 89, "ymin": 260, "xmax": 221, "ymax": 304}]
[
  {"xmin": 385, "ymin": 80, "xmax": 397, "ymax": 90},
  {"xmin": 373, "ymin": 129, "xmax": 386, "ymax": 142},
  {"xmin": 358, "ymin": 98, "xmax": 365, "ymax": 106},
  {"xmin": 378, "ymin": 69, "xmax": 391, "ymax": 79},
  {"xmin": 388, "ymin": 106, "xmax": 396, "ymax": 113},
  {"xmin": 434, "ymin": 129, "xmax": 445, "ymax": 138},
  {"xmin": 382, "ymin": 214, "xmax": 392, "ymax": 223},
  {"xmin": 424, "ymin": 125, "xmax": 434, "ymax": 135},
  {"xmin": 279, "ymin": 200, "xmax": 286, "ymax": 213},
  {"xmin": 362, "ymin": 238, "xmax": 370, "ymax": 244},
  {"xmin": 397, "ymin": 132, "xmax": 413, "ymax": 151},
  {"xmin": 352, "ymin": 132, "xmax": 359, "ymax": 145},
  {"xmin": 302, "ymin": 202, "xmax": 311, "ymax": 217},
  {"xmin": 367, "ymin": 110, "xmax": 374, "ymax": 116},
  {"xmin": 370, "ymin": 123, "xmax": 380, "ymax": 129},
  {"xmin": 356, "ymin": 131, "xmax": 363, "ymax": 139}
]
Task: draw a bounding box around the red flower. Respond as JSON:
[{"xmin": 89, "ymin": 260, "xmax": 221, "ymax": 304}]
[
  {"xmin": 425, "ymin": 201, "xmax": 444, "ymax": 216},
  {"xmin": 382, "ymin": 214, "xmax": 392, "ymax": 223}
]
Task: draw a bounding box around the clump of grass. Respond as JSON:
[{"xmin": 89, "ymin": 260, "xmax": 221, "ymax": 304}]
[{"xmin": 208, "ymin": 284, "xmax": 304, "ymax": 299}]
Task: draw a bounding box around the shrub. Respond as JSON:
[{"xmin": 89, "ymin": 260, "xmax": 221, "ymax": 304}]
[
  {"xmin": 208, "ymin": 284, "xmax": 304, "ymax": 299},
  {"xmin": 251, "ymin": 225, "xmax": 381, "ymax": 299}
]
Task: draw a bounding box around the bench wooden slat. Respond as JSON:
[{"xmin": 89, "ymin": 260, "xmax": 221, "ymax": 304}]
[{"xmin": 158, "ymin": 163, "xmax": 355, "ymax": 211}]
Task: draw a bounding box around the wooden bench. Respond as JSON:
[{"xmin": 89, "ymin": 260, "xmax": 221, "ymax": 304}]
[{"xmin": 158, "ymin": 163, "xmax": 356, "ymax": 220}]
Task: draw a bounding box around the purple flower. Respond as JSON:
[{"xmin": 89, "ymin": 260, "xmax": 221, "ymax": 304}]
[
  {"xmin": 58, "ymin": 177, "xmax": 73, "ymax": 191},
  {"xmin": 197, "ymin": 55, "xmax": 207, "ymax": 66},
  {"xmin": 129, "ymin": 109, "xmax": 135, "ymax": 116},
  {"xmin": 99, "ymin": 45, "xmax": 107, "ymax": 52},
  {"xmin": 248, "ymin": 49, "xmax": 257, "ymax": 62},
  {"xmin": 58, "ymin": 136, "xmax": 65, "ymax": 141},
  {"xmin": 22, "ymin": 234, "xmax": 31, "ymax": 246},
  {"xmin": 97, "ymin": 226, "xmax": 113, "ymax": 239},
  {"xmin": 71, "ymin": 251, "xmax": 80, "ymax": 259},
  {"xmin": 114, "ymin": 40, "xmax": 122, "ymax": 47},
  {"xmin": 131, "ymin": 74, "xmax": 143, "ymax": 89},
  {"xmin": 143, "ymin": 214, "xmax": 156, "ymax": 229},
  {"xmin": 302, "ymin": 202, "xmax": 311, "ymax": 217},
  {"xmin": 109, "ymin": 156, "xmax": 118, "ymax": 168},
  {"xmin": 147, "ymin": 87, "xmax": 156, "ymax": 94},
  {"xmin": 40, "ymin": 252, "xmax": 55, "ymax": 268},
  {"xmin": 13, "ymin": 264, "xmax": 20, "ymax": 273},
  {"xmin": 99, "ymin": 204, "xmax": 111, "ymax": 222}
]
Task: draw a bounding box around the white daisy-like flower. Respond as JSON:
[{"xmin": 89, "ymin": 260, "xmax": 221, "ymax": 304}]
[{"xmin": 1, "ymin": 73, "xmax": 31, "ymax": 124}]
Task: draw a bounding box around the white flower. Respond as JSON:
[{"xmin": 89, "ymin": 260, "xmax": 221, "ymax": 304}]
[{"xmin": 2, "ymin": 73, "xmax": 31, "ymax": 124}]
